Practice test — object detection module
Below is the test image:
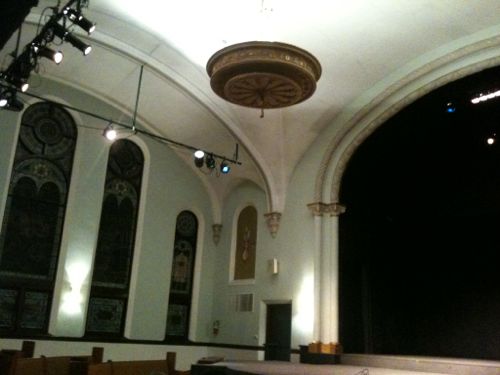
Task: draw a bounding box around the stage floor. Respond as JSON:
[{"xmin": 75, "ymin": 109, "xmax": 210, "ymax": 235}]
[{"xmin": 212, "ymin": 361, "xmax": 449, "ymax": 375}]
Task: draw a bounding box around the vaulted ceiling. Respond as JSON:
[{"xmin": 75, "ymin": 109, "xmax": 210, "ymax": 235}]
[{"xmin": 3, "ymin": 1, "xmax": 500, "ymax": 217}]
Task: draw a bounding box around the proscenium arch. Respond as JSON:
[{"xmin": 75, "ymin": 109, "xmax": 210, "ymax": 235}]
[{"xmin": 315, "ymin": 34, "xmax": 500, "ymax": 204}]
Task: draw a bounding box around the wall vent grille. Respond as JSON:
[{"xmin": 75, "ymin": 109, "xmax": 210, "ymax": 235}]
[{"xmin": 235, "ymin": 293, "xmax": 254, "ymax": 312}]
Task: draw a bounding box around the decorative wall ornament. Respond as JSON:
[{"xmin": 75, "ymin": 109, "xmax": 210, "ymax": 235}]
[
  {"xmin": 307, "ymin": 202, "xmax": 346, "ymax": 217},
  {"xmin": 264, "ymin": 211, "xmax": 282, "ymax": 237},
  {"xmin": 234, "ymin": 206, "xmax": 257, "ymax": 280},
  {"xmin": 212, "ymin": 224, "xmax": 222, "ymax": 245},
  {"xmin": 207, "ymin": 41, "xmax": 321, "ymax": 114}
]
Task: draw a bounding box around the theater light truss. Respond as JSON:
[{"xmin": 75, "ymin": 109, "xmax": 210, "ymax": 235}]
[
  {"xmin": 0, "ymin": 2, "xmax": 240, "ymax": 173},
  {"xmin": 0, "ymin": 0, "xmax": 95, "ymax": 110}
]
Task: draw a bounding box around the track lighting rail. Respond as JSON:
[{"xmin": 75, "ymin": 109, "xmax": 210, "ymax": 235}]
[{"xmin": 10, "ymin": 87, "xmax": 242, "ymax": 167}]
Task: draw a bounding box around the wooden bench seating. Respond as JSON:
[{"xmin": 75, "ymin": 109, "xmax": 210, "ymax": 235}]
[
  {"xmin": 8, "ymin": 346, "xmax": 103, "ymax": 375},
  {"xmin": 0, "ymin": 341, "xmax": 36, "ymax": 375},
  {"xmin": 88, "ymin": 352, "xmax": 188, "ymax": 375}
]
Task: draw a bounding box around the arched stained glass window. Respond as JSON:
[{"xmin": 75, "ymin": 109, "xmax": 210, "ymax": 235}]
[
  {"xmin": 0, "ymin": 102, "xmax": 77, "ymax": 334},
  {"xmin": 166, "ymin": 210, "xmax": 198, "ymax": 341},
  {"xmin": 86, "ymin": 139, "xmax": 144, "ymax": 337}
]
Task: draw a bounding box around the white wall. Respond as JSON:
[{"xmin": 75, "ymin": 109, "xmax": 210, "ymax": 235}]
[
  {"xmin": 0, "ymin": 78, "xmax": 216, "ymax": 343},
  {"xmin": 0, "ymin": 75, "xmax": 330, "ymax": 357},
  {"xmin": 209, "ymin": 179, "xmax": 317, "ymax": 349}
]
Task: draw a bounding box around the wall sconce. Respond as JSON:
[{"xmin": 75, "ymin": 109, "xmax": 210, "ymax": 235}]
[{"xmin": 268, "ymin": 258, "xmax": 279, "ymax": 275}]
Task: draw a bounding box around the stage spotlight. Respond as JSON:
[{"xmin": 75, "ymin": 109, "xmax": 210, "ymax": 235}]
[
  {"xmin": 103, "ymin": 124, "xmax": 117, "ymax": 141},
  {"xmin": 65, "ymin": 33, "xmax": 92, "ymax": 55},
  {"xmin": 63, "ymin": 8, "xmax": 96, "ymax": 34},
  {"xmin": 0, "ymin": 92, "xmax": 7, "ymax": 107},
  {"xmin": 220, "ymin": 161, "xmax": 230, "ymax": 174},
  {"xmin": 446, "ymin": 102, "xmax": 455, "ymax": 113},
  {"xmin": 5, "ymin": 76, "xmax": 29, "ymax": 92},
  {"xmin": 205, "ymin": 153, "xmax": 216, "ymax": 169},
  {"xmin": 194, "ymin": 150, "xmax": 205, "ymax": 168},
  {"xmin": 6, "ymin": 96, "xmax": 24, "ymax": 112},
  {"xmin": 0, "ymin": 90, "xmax": 24, "ymax": 112},
  {"xmin": 34, "ymin": 45, "xmax": 63, "ymax": 64},
  {"xmin": 50, "ymin": 23, "xmax": 92, "ymax": 55}
]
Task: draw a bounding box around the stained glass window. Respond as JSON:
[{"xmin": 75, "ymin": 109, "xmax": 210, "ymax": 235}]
[
  {"xmin": 86, "ymin": 139, "xmax": 144, "ymax": 336},
  {"xmin": 166, "ymin": 211, "xmax": 198, "ymax": 340},
  {"xmin": 0, "ymin": 102, "xmax": 77, "ymax": 334}
]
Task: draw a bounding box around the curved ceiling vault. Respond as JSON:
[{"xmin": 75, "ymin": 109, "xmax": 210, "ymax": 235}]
[{"xmin": 3, "ymin": 1, "xmax": 500, "ymax": 220}]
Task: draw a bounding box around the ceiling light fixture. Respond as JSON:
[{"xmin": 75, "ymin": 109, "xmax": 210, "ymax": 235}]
[
  {"xmin": 471, "ymin": 90, "xmax": 500, "ymax": 104},
  {"xmin": 205, "ymin": 153, "xmax": 216, "ymax": 169},
  {"xmin": 33, "ymin": 45, "xmax": 64, "ymax": 64},
  {"xmin": 103, "ymin": 124, "xmax": 117, "ymax": 141},
  {"xmin": 0, "ymin": 0, "xmax": 95, "ymax": 94},
  {"xmin": 194, "ymin": 150, "xmax": 205, "ymax": 168},
  {"xmin": 0, "ymin": 88, "xmax": 24, "ymax": 111},
  {"xmin": 220, "ymin": 161, "xmax": 230, "ymax": 174},
  {"xmin": 50, "ymin": 23, "xmax": 92, "ymax": 55},
  {"xmin": 206, "ymin": 41, "xmax": 321, "ymax": 117},
  {"xmin": 63, "ymin": 7, "xmax": 96, "ymax": 34}
]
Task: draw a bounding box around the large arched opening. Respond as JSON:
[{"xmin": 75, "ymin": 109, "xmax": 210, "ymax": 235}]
[{"xmin": 339, "ymin": 65, "xmax": 500, "ymax": 360}]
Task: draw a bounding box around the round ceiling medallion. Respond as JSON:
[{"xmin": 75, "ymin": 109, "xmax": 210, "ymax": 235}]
[{"xmin": 207, "ymin": 41, "xmax": 322, "ymax": 109}]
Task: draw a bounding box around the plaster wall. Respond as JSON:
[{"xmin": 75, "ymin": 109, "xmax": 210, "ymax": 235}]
[
  {"xmin": 210, "ymin": 179, "xmax": 317, "ymax": 349},
  {"xmin": 0, "ymin": 79, "xmax": 216, "ymax": 343}
]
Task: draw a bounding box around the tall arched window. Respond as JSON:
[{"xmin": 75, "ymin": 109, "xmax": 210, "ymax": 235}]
[
  {"xmin": 0, "ymin": 102, "xmax": 77, "ymax": 334},
  {"xmin": 166, "ymin": 210, "xmax": 198, "ymax": 341},
  {"xmin": 86, "ymin": 139, "xmax": 144, "ymax": 337},
  {"xmin": 233, "ymin": 206, "xmax": 257, "ymax": 281}
]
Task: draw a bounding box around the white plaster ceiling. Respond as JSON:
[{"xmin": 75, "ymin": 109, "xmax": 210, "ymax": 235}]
[{"xmin": 4, "ymin": 0, "xmax": 500, "ymax": 216}]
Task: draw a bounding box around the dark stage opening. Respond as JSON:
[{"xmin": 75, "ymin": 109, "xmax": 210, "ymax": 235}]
[{"xmin": 339, "ymin": 65, "xmax": 500, "ymax": 360}]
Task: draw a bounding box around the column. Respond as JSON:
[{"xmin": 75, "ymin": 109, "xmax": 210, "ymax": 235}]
[
  {"xmin": 306, "ymin": 202, "xmax": 345, "ymax": 355},
  {"xmin": 307, "ymin": 202, "xmax": 326, "ymax": 343}
]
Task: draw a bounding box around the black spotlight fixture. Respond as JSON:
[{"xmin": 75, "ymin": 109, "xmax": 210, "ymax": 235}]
[
  {"xmin": 194, "ymin": 150, "xmax": 205, "ymax": 168},
  {"xmin": 0, "ymin": 71, "xmax": 29, "ymax": 92},
  {"xmin": 1, "ymin": 49, "xmax": 34, "ymax": 92},
  {"xmin": 205, "ymin": 153, "xmax": 216, "ymax": 169},
  {"xmin": 0, "ymin": 89, "xmax": 24, "ymax": 112},
  {"xmin": 0, "ymin": 89, "xmax": 8, "ymax": 107},
  {"xmin": 50, "ymin": 22, "xmax": 92, "ymax": 55},
  {"xmin": 33, "ymin": 45, "xmax": 63, "ymax": 64},
  {"xmin": 63, "ymin": 7, "xmax": 96, "ymax": 34},
  {"xmin": 220, "ymin": 161, "xmax": 230, "ymax": 174}
]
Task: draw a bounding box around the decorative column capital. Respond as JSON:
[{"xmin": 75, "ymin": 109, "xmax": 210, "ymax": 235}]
[
  {"xmin": 307, "ymin": 202, "xmax": 330, "ymax": 216},
  {"xmin": 212, "ymin": 224, "xmax": 222, "ymax": 245},
  {"xmin": 307, "ymin": 202, "xmax": 346, "ymax": 216},
  {"xmin": 264, "ymin": 212, "xmax": 281, "ymax": 238},
  {"xmin": 328, "ymin": 203, "xmax": 346, "ymax": 217}
]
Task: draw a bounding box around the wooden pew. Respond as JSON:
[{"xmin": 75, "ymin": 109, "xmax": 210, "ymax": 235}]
[
  {"xmin": 88, "ymin": 352, "xmax": 188, "ymax": 375},
  {"xmin": 0, "ymin": 341, "xmax": 35, "ymax": 375},
  {"xmin": 8, "ymin": 346, "xmax": 103, "ymax": 375}
]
